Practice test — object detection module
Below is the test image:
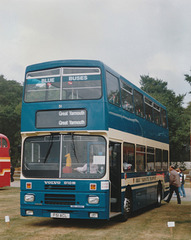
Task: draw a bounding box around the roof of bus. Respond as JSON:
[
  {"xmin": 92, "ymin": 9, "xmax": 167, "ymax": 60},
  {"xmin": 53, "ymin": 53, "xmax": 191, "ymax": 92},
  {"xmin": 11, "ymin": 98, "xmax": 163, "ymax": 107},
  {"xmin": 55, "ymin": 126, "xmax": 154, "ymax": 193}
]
[
  {"xmin": 26, "ymin": 59, "xmax": 104, "ymax": 72},
  {"xmin": 25, "ymin": 59, "xmax": 167, "ymax": 110}
]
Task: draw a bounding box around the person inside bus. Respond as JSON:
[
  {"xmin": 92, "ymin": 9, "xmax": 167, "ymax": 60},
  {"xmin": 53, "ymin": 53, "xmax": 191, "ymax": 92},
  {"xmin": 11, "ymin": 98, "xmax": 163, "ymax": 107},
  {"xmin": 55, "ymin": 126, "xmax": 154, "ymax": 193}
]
[{"xmin": 74, "ymin": 154, "xmax": 98, "ymax": 174}]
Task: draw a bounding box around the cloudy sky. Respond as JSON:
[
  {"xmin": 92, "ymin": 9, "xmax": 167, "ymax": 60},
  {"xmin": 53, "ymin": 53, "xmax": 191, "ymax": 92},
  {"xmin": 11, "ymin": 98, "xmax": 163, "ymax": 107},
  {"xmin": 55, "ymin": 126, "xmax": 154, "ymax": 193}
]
[{"xmin": 1, "ymin": 0, "xmax": 191, "ymax": 106}]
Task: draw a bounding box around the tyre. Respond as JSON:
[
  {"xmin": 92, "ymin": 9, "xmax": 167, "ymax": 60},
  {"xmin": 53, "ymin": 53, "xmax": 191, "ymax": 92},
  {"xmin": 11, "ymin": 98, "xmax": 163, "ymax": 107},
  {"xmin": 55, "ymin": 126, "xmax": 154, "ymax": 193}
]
[
  {"xmin": 120, "ymin": 191, "xmax": 132, "ymax": 221},
  {"xmin": 156, "ymin": 184, "xmax": 162, "ymax": 207}
]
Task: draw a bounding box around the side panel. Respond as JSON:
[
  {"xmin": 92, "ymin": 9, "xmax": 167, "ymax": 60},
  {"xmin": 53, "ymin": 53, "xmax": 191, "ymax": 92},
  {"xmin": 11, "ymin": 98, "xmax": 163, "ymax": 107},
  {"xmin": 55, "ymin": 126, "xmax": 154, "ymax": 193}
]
[
  {"xmin": 0, "ymin": 158, "xmax": 11, "ymax": 187},
  {"xmin": 0, "ymin": 135, "xmax": 11, "ymax": 188},
  {"xmin": 122, "ymin": 172, "xmax": 169, "ymax": 212}
]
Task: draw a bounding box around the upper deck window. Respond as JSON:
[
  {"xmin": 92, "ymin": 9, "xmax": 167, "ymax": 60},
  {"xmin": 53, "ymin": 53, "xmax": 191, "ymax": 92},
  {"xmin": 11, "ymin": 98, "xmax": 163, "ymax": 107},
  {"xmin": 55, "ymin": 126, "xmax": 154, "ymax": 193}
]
[
  {"xmin": 120, "ymin": 80, "xmax": 134, "ymax": 113},
  {"xmin": 106, "ymin": 72, "xmax": 120, "ymax": 106},
  {"xmin": 153, "ymin": 103, "xmax": 161, "ymax": 125},
  {"xmin": 24, "ymin": 68, "xmax": 101, "ymax": 102},
  {"xmin": 62, "ymin": 68, "xmax": 101, "ymax": 100},
  {"xmin": 145, "ymin": 97, "xmax": 153, "ymax": 122},
  {"xmin": 161, "ymin": 108, "xmax": 167, "ymax": 128},
  {"xmin": 134, "ymin": 90, "xmax": 144, "ymax": 118}
]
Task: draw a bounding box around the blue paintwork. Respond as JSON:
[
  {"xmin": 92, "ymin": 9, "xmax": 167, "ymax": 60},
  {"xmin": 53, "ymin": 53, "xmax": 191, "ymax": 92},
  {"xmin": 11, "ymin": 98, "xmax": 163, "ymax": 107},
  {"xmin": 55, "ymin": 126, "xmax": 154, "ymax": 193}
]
[
  {"xmin": 22, "ymin": 59, "xmax": 169, "ymax": 144},
  {"xmin": 21, "ymin": 60, "xmax": 169, "ymax": 220},
  {"xmin": 20, "ymin": 179, "xmax": 110, "ymax": 219},
  {"xmin": 121, "ymin": 171, "xmax": 169, "ymax": 211}
]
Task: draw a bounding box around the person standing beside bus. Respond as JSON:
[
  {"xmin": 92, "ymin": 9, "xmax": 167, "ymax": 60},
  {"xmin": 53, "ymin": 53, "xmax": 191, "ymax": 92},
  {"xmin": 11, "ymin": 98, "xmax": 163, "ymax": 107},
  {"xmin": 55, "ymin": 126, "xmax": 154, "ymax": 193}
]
[
  {"xmin": 11, "ymin": 164, "xmax": 15, "ymax": 182},
  {"xmin": 178, "ymin": 168, "xmax": 186, "ymax": 198},
  {"xmin": 165, "ymin": 165, "xmax": 181, "ymax": 204}
]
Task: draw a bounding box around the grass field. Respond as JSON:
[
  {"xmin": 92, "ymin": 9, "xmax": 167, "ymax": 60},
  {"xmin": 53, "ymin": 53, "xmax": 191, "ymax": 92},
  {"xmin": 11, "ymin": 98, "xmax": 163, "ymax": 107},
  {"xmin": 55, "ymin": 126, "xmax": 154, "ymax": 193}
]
[{"xmin": 0, "ymin": 187, "xmax": 191, "ymax": 240}]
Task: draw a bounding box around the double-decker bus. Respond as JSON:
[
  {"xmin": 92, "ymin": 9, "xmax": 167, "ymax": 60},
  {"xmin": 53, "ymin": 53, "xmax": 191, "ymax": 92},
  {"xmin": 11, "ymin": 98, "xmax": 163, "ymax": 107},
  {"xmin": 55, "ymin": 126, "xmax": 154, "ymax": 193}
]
[
  {"xmin": 0, "ymin": 133, "xmax": 11, "ymax": 187},
  {"xmin": 20, "ymin": 60, "xmax": 169, "ymax": 221}
]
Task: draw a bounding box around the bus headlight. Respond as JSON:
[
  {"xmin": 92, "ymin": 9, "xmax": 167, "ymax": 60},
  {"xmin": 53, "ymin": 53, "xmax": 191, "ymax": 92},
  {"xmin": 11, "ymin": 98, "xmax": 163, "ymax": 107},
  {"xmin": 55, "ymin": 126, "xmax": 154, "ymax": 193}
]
[
  {"xmin": 24, "ymin": 194, "xmax": 35, "ymax": 202},
  {"xmin": 88, "ymin": 196, "xmax": 99, "ymax": 204}
]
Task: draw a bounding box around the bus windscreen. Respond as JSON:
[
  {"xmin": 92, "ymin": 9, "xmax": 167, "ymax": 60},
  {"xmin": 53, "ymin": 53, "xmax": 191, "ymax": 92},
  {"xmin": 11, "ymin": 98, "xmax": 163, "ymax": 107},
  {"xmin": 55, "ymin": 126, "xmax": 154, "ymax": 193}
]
[{"xmin": 22, "ymin": 135, "xmax": 106, "ymax": 179}]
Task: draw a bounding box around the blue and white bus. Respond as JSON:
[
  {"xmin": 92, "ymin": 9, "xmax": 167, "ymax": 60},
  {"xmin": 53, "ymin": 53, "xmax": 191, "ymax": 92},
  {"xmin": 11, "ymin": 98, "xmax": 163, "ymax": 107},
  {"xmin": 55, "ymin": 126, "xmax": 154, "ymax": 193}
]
[{"xmin": 20, "ymin": 60, "xmax": 169, "ymax": 221}]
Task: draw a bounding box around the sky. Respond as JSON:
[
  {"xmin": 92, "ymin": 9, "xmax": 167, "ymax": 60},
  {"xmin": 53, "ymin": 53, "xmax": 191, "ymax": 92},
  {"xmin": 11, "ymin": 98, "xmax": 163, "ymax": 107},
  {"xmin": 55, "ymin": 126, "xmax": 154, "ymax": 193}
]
[{"xmin": 1, "ymin": 0, "xmax": 191, "ymax": 107}]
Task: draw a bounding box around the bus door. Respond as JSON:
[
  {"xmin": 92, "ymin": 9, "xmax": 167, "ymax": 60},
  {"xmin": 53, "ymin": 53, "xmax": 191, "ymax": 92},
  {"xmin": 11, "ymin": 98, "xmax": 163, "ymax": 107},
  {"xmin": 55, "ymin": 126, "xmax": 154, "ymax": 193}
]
[{"xmin": 109, "ymin": 142, "xmax": 121, "ymax": 213}]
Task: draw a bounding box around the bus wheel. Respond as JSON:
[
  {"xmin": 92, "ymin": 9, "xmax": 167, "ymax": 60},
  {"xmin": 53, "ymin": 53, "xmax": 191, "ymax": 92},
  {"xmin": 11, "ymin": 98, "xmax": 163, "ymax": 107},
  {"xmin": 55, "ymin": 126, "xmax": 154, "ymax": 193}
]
[
  {"xmin": 156, "ymin": 185, "xmax": 162, "ymax": 207},
  {"xmin": 120, "ymin": 192, "xmax": 132, "ymax": 221}
]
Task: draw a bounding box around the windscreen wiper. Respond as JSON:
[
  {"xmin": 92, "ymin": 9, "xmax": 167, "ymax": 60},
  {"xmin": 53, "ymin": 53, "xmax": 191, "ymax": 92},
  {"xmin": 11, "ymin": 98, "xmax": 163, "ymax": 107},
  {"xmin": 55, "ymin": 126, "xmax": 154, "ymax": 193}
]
[
  {"xmin": 71, "ymin": 133, "xmax": 79, "ymax": 163},
  {"xmin": 44, "ymin": 134, "xmax": 56, "ymax": 163}
]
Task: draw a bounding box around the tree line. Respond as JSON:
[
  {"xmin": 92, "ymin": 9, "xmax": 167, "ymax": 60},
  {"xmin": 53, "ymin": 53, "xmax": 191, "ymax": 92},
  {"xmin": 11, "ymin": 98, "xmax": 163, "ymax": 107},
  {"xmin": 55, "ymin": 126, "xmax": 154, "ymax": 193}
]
[
  {"xmin": 0, "ymin": 74, "xmax": 190, "ymax": 167},
  {"xmin": 0, "ymin": 75, "xmax": 22, "ymax": 167}
]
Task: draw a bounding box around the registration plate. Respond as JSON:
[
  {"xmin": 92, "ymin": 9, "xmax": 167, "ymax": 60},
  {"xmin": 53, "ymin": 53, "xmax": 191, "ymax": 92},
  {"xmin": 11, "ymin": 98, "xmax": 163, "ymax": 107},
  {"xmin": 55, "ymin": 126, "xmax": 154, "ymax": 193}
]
[{"xmin": 50, "ymin": 212, "xmax": 70, "ymax": 219}]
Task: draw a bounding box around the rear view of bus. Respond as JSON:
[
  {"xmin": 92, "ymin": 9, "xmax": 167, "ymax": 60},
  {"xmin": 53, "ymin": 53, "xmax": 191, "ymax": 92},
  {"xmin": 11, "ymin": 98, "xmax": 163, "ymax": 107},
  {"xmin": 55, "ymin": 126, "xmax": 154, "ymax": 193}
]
[{"xmin": 0, "ymin": 134, "xmax": 10, "ymax": 187}]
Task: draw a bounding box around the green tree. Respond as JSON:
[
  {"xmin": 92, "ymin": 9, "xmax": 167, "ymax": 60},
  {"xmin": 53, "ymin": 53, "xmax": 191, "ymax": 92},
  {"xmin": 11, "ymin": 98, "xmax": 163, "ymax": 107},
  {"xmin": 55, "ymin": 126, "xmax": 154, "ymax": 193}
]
[
  {"xmin": 182, "ymin": 102, "xmax": 191, "ymax": 161},
  {"xmin": 140, "ymin": 75, "xmax": 189, "ymax": 163},
  {"xmin": 0, "ymin": 75, "xmax": 23, "ymax": 167},
  {"xmin": 184, "ymin": 74, "xmax": 191, "ymax": 93}
]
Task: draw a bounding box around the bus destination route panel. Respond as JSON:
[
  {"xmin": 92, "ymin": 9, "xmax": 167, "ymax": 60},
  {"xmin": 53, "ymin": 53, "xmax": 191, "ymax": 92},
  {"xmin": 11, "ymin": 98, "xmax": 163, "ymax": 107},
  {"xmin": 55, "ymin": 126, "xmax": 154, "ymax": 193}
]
[{"xmin": 36, "ymin": 109, "xmax": 87, "ymax": 128}]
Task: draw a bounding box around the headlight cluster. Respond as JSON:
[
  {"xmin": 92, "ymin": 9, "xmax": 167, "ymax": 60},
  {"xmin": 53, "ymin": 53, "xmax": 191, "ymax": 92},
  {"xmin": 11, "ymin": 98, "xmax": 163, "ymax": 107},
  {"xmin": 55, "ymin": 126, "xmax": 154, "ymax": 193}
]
[
  {"xmin": 24, "ymin": 194, "xmax": 35, "ymax": 202},
  {"xmin": 88, "ymin": 195, "xmax": 99, "ymax": 204}
]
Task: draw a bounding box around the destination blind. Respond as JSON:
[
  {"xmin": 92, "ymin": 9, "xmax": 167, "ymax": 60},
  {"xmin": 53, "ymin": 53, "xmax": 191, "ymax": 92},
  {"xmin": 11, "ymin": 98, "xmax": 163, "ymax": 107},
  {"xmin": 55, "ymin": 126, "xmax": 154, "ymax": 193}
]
[{"xmin": 36, "ymin": 109, "xmax": 87, "ymax": 128}]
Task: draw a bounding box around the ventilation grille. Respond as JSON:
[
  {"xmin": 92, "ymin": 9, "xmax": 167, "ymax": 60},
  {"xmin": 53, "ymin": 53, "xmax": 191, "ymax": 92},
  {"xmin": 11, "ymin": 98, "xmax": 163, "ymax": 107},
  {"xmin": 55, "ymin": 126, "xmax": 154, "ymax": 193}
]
[
  {"xmin": 45, "ymin": 185, "xmax": 76, "ymax": 191},
  {"xmin": 45, "ymin": 194, "xmax": 75, "ymax": 205}
]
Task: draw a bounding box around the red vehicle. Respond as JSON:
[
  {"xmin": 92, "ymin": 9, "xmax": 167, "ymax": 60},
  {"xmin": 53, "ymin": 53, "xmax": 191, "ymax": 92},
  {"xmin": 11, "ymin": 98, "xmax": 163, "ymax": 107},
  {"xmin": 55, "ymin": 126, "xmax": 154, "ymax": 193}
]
[{"xmin": 0, "ymin": 134, "xmax": 10, "ymax": 187}]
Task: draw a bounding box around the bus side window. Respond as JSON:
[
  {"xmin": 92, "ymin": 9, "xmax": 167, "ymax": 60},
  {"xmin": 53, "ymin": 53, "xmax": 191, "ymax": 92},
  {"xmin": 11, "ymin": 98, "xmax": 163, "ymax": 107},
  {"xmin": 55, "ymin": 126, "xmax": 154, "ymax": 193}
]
[
  {"xmin": 136, "ymin": 145, "xmax": 146, "ymax": 172},
  {"xmin": 145, "ymin": 97, "xmax": 153, "ymax": 122},
  {"xmin": 161, "ymin": 108, "xmax": 167, "ymax": 128},
  {"xmin": 134, "ymin": 90, "xmax": 144, "ymax": 118},
  {"xmin": 156, "ymin": 148, "xmax": 162, "ymax": 171},
  {"xmin": 162, "ymin": 150, "xmax": 168, "ymax": 170},
  {"xmin": 106, "ymin": 71, "xmax": 121, "ymax": 107},
  {"xmin": 153, "ymin": 104, "xmax": 161, "ymax": 125},
  {"xmin": 147, "ymin": 147, "xmax": 154, "ymax": 171},
  {"xmin": 123, "ymin": 143, "xmax": 135, "ymax": 172},
  {"xmin": 120, "ymin": 80, "xmax": 134, "ymax": 113}
]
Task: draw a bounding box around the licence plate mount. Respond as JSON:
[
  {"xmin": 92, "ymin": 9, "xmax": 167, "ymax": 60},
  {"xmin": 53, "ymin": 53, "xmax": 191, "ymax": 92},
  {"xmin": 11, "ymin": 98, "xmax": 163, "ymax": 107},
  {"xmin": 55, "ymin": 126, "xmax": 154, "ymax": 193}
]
[{"xmin": 50, "ymin": 212, "xmax": 70, "ymax": 219}]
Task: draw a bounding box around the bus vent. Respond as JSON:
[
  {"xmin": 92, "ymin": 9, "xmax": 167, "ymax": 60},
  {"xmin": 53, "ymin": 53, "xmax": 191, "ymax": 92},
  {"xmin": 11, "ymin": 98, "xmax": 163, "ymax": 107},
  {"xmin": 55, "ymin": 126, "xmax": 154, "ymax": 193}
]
[
  {"xmin": 45, "ymin": 185, "xmax": 76, "ymax": 191},
  {"xmin": 45, "ymin": 194, "xmax": 75, "ymax": 205}
]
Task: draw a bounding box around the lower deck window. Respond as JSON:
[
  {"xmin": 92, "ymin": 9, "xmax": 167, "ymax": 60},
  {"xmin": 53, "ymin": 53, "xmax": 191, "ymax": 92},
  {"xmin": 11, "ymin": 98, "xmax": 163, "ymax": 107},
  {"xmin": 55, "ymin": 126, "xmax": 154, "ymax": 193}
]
[
  {"xmin": 162, "ymin": 150, "xmax": 168, "ymax": 170},
  {"xmin": 123, "ymin": 143, "xmax": 135, "ymax": 172},
  {"xmin": 136, "ymin": 145, "xmax": 146, "ymax": 172},
  {"xmin": 147, "ymin": 147, "xmax": 155, "ymax": 171},
  {"xmin": 156, "ymin": 148, "xmax": 162, "ymax": 170}
]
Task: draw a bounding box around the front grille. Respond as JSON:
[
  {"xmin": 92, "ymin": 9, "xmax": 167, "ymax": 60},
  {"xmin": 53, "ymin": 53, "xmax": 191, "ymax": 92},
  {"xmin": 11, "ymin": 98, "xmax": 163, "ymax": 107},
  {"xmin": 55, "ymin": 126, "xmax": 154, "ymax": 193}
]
[
  {"xmin": 45, "ymin": 185, "xmax": 76, "ymax": 191},
  {"xmin": 45, "ymin": 194, "xmax": 75, "ymax": 205}
]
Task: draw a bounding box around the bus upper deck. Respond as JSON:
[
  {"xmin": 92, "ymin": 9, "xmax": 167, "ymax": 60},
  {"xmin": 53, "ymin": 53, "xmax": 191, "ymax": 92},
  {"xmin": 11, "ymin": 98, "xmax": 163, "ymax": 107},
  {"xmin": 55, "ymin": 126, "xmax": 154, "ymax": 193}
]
[{"xmin": 22, "ymin": 59, "xmax": 168, "ymax": 144}]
